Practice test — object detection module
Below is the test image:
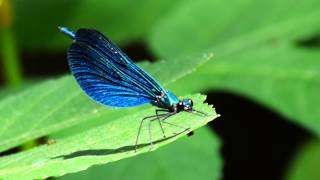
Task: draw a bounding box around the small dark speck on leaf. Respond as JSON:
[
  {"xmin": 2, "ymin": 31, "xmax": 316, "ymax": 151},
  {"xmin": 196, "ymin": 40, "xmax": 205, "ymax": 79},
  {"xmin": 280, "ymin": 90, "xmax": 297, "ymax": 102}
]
[{"xmin": 187, "ymin": 131, "xmax": 194, "ymax": 137}]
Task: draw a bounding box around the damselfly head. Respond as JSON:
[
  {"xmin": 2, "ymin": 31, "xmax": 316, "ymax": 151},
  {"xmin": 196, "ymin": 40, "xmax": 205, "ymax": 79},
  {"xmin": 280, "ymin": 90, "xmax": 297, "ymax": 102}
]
[{"xmin": 177, "ymin": 98, "xmax": 193, "ymax": 112}]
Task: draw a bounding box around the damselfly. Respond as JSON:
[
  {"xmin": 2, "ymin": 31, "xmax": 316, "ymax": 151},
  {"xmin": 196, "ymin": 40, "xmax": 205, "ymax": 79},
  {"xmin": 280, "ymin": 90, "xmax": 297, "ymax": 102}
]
[{"xmin": 59, "ymin": 27, "xmax": 206, "ymax": 151}]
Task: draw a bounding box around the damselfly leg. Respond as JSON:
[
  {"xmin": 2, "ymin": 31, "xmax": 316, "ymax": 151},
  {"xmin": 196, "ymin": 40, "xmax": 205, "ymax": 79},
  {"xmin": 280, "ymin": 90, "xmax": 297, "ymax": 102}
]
[
  {"xmin": 190, "ymin": 109, "xmax": 208, "ymax": 117},
  {"xmin": 134, "ymin": 108, "xmax": 207, "ymax": 152},
  {"xmin": 135, "ymin": 112, "xmax": 168, "ymax": 151},
  {"xmin": 155, "ymin": 109, "xmax": 169, "ymax": 138},
  {"xmin": 135, "ymin": 111, "xmax": 190, "ymax": 152}
]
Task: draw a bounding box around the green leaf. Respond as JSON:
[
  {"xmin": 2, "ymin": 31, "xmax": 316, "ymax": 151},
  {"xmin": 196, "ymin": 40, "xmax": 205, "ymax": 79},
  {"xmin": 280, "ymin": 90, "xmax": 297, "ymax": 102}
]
[
  {"xmin": 0, "ymin": 50, "xmax": 213, "ymax": 153},
  {"xmin": 12, "ymin": 0, "xmax": 183, "ymax": 50},
  {"xmin": 149, "ymin": 0, "xmax": 320, "ymax": 59},
  {"xmin": 148, "ymin": 0, "xmax": 320, "ymax": 135},
  {"xmin": 0, "ymin": 94, "xmax": 219, "ymax": 180},
  {"xmin": 57, "ymin": 127, "xmax": 222, "ymax": 180},
  {"xmin": 285, "ymin": 140, "xmax": 320, "ymax": 180}
]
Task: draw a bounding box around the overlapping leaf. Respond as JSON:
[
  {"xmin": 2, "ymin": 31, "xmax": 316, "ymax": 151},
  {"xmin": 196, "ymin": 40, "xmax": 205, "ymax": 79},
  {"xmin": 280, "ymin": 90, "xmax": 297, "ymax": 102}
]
[{"xmin": 149, "ymin": 0, "xmax": 320, "ymax": 58}]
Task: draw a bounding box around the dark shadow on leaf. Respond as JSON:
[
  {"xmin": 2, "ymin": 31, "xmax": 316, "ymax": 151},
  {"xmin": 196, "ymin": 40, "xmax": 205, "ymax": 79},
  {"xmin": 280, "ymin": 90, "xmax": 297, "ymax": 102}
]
[
  {"xmin": 52, "ymin": 129, "xmax": 188, "ymax": 160},
  {"xmin": 296, "ymin": 34, "xmax": 320, "ymax": 48}
]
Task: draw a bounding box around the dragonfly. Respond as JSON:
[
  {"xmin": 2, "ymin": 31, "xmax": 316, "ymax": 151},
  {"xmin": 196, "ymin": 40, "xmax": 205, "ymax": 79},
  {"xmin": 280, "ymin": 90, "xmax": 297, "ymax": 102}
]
[{"xmin": 59, "ymin": 26, "xmax": 206, "ymax": 151}]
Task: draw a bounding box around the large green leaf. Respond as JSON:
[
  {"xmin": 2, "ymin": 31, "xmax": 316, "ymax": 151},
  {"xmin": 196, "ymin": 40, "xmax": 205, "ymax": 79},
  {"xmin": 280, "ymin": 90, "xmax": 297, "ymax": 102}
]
[
  {"xmin": 0, "ymin": 94, "xmax": 219, "ymax": 180},
  {"xmin": 0, "ymin": 49, "xmax": 213, "ymax": 153},
  {"xmin": 148, "ymin": 0, "xmax": 320, "ymax": 135},
  {"xmin": 57, "ymin": 127, "xmax": 222, "ymax": 180},
  {"xmin": 12, "ymin": 0, "xmax": 183, "ymax": 50}
]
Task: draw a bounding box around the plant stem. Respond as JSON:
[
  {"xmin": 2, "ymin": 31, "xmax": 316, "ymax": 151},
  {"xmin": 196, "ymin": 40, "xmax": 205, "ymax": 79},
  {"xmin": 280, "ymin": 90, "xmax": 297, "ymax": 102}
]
[
  {"xmin": 0, "ymin": 28, "xmax": 23, "ymax": 87},
  {"xmin": 1, "ymin": 0, "xmax": 23, "ymax": 87}
]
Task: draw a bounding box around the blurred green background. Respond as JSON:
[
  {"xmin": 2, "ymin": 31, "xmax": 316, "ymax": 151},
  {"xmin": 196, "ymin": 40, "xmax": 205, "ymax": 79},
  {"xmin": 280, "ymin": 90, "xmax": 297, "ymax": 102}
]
[{"xmin": 1, "ymin": 0, "xmax": 320, "ymax": 179}]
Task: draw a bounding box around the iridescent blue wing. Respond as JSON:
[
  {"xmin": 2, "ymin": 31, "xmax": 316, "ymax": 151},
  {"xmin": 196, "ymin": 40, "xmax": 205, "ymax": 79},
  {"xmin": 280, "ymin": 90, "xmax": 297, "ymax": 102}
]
[{"xmin": 67, "ymin": 28, "xmax": 166, "ymax": 107}]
